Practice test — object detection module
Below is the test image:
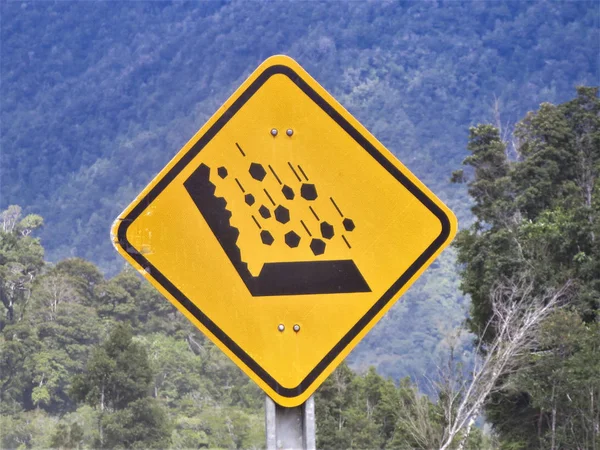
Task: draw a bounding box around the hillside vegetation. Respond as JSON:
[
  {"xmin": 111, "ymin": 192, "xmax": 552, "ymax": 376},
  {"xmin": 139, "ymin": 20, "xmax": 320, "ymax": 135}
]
[
  {"xmin": 1, "ymin": 213, "xmax": 490, "ymax": 448},
  {"xmin": 1, "ymin": 0, "xmax": 597, "ymax": 383},
  {"xmin": 2, "ymin": 2, "xmax": 596, "ymax": 268},
  {"xmin": 454, "ymin": 87, "xmax": 599, "ymax": 448},
  {"xmin": 1, "ymin": 4, "xmax": 598, "ymax": 447},
  {"xmin": 3, "ymin": 84, "xmax": 598, "ymax": 447}
]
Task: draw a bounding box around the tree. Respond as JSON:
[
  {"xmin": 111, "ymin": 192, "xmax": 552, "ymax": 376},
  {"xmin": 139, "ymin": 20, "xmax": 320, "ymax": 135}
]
[
  {"xmin": 101, "ymin": 397, "xmax": 171, "ymax": 449},
  {"xmin": 454, "ymin": 87, "xmax": 599, "ymax": 447},
  {"xmin": 71, "ymin": 323, "xmax": 171, "ymax": 448},
  {"xmin": 515, "ymin": 310, "xmax": 600, "ymax": 449},
  {"xmin": 93, "ymin": 271, "xmax": 140, "ymax": 324},
  {"xmin": 437, "ymin": 278, "xmax": 570, "ymax": 450},
  {"xmin": 54, "ymin": 257, "xmax": 104, "ymax": 302},
  {"xmin": 143, "ymin": 333, "xmax": 204, "ymax": 408},
  {"xmin": 1, "ymin": 205, "xmax": 23, "ymax": 233},
  {"xmin": 72, "ymin": 323, "xmax": 153, "ymax": 411},
  {"xmin": 0, "ymin": 321, "xmax": 41, "ymax": 412},
  {"xmin": 0, "ymin": 205, "xmax": 44, "ymax": 326},
  {"xmin": 49, "ymin": 421, "xmax": 84, "ymax": 449},
  {"xmin": 0, "ymin": 239, "xmax": 105, "ymax": 415},
  {"xmin": 315, "ymin": 363, "xmax": 475, "ymax": 449}
]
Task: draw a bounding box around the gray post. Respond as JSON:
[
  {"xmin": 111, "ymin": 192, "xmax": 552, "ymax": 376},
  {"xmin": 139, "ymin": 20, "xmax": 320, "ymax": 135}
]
[
  {"xmin": 265, "ymin": 395, "xmax": 316, "ymax": 450},
  {"xmin": 265, "ymin": 396, "xmax": 277, "ymax": 449}
]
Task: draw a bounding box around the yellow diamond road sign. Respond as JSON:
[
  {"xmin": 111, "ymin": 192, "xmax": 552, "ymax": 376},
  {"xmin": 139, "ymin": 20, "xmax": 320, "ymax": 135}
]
[{"xmin": 112, "ymin": 55, "xmax": 457, "ymax": 407}]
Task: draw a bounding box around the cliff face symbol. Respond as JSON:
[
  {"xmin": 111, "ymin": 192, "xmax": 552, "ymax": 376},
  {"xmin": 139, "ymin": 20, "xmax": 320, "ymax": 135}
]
[{"xmin": 183, "ymin": 163, "xmax": 371, "ymax": 296}]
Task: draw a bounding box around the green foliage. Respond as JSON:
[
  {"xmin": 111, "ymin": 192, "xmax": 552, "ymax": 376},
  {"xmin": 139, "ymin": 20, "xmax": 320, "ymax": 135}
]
[
  {"xmin": 512, "ymin": 310, "xmax": 600, "ymax": 449},
  {"xmin": 0, "ymin": 206, "xmax": 45, "ymax": 326},
  {"xmin": 54, "ymin": 257, "xmax": 104, "ymax": 301},
  {"xmin": 49, "ymin": 421, "xmax": 84, "ymax": 450},
  {"xmin": 462, "ymin": 125, "xmax": 512, "ymax": 225},
  {"xmin": 71, "ymin": 323, "xmax": 153, "ymax": 411},
  {"xmin": 1, "ymin": 0, "xmax": 597, "ymax": 394},
  {"xmin": 0, "ymin": 213, "xmax": 269, "ymax": 448},
  {"xmin": 1, "ymin": 322, "xmax": 40, "ymax": 413},
  {"xmin": 101, "ymin": 397, "xmax": 172, "ymax": 449},
  {"xmin": 0, "ymin": 410, "xmax": 59, "ymax": 449},
  {"xmin": 69, "ymin": 323, "xmax": 173, "ymax": 448},
  {"xmin": 315, "ymin": 363, "xmax": 486, "ymax": 449},
  {"xmin": 455, "ymin": 88, "xmax": 600, "ymax": 447},
  {"xmin": 170, "ymin": 416, "xmax": 210, "ymax": 449}
]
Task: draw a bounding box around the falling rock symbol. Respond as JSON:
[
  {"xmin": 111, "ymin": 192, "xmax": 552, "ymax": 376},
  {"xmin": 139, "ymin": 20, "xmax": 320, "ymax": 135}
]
[
  {"xmin": 249, "ymin": 163, "xmax": 267, "ymax": 181},
  {"xmin": 261, "ymin": 230, "xmax": 274, "ymax": 245},
  {"xmin": 285, "ymin": 231, "xmax": 301, "ymax": 248},
  {"xmin": 301, "ymin": 183, "xmax": 318, "ymax": 201},
  {"xmin": 310, "ymin": 238, "xmax": 326, "ymax": 256},
  {"xmin": 320, "ymin": 222, "xmax": 334, "ymax": 239},
  {"xmin": 275, "ymin": 205, "xmax": 290, "ymax": 224}
]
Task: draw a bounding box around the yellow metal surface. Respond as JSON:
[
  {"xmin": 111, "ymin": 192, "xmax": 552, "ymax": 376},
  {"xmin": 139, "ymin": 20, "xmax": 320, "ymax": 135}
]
[{"xmin": 111, "ymin": 55, "xmax": 457, "ymax": 407}]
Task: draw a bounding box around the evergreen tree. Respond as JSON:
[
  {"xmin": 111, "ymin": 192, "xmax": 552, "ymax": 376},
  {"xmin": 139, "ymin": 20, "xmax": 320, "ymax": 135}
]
[
  {"xmin": 0, "ymin": 205, "xmax": 44, "ymax": 327},
  {"xmin": 454, "ymin": 87, "xmax": 599, "ymax": 447},
  {"xmin": 314, "ymin": 363, "xmax": 486, "ymax": 449},
  {"xmin": 71, "ymin": 323, "xmax": 172, "ymax": 448}
]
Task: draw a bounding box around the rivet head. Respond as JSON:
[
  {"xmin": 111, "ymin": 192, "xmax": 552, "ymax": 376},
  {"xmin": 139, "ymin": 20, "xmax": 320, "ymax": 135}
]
[
  {"xmin": 286, "ymin": 129, "xmax": 294, "ymax": 136},
  {"xmin": 278, "ymin": 324, "xmax": 285, "ymax": 332},
  {"xmin": 271, "ymin": 128, "xmax": 278, "ymax": 136},
  {"xmin": 293, "ymin": 324, "xmax": 300, "ymax": 332}
]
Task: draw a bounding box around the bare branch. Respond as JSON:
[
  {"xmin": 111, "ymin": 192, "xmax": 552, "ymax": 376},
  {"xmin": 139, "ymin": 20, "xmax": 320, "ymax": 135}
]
[{"xmin": 438, "ymin": 277, "xmax": 572, "ymax": 450}]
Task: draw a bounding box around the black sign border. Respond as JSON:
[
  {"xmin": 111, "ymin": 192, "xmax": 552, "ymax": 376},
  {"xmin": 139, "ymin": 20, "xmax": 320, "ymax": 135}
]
[{"xmin": 116, "ymin": 64, "xmax": 452, "ymax": 399}]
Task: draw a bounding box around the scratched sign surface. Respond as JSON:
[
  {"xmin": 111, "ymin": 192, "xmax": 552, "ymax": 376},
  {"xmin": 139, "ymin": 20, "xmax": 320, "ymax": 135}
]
[{"xmin": 111, "ymin": 56, "xmax": 457, "ymax": 407}]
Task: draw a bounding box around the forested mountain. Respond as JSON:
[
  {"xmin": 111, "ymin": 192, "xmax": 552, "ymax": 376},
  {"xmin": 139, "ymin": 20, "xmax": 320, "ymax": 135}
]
[
  {"xmin": 2, "ymin": 1, "xmax": 597, "ymax": 269},
  {"xmin": 1, "ymin": 3, "xmax": 598, "ymax": 445},
  {"xmin": 1, "ymin": 0, "xmax": 597, "ymax": 385}
]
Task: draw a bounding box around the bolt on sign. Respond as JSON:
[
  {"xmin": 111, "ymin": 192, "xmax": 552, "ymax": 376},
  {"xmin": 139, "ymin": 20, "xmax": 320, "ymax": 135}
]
[{"xmin": 111, "ymin": 55, "xmax": 457, "ymax": 407}]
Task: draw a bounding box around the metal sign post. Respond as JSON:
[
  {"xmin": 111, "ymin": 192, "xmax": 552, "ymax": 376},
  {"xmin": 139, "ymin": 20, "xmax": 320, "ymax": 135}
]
[{"xmin": 265, "ymin": 395, "xmax": 316, "ymax": 450}]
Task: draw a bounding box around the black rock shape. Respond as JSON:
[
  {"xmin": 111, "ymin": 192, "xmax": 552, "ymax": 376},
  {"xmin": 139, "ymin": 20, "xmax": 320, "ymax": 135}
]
[
  {"xmin": 217, "ymin": 167, "xmax": 228, "ymax": 179},
  {"xmin": 301, "ymin": 183, "xmax": 318, "ymax": 200},
  {"xmin": 245, "ymin": 194, "xmax": 255, "ymax": 206},
  {"xmin": 285, "ymin": 231, "xmax": 301, "ymax": 248},
  {"xmin": 343, "ymin": 218, "xmax": 355, "ymax": 232},
  {"xmin": 282, "ymin": 185, "xmax": 295, "ymax": 200},
  {"xmin": 274, "ymin": 205, "xmax": 290, "ymax": 224},
  {"xmin": 183, "ymin": 163, "xmax": 249, "ymax": 280},
  {"xmin": 261, "ymin": 230, "xmax": 274, "ymax": 245},
  {"xmin": 259, "ymin": 205, "xmax": 271, "ymax": 219},
  {"xmin": 183, "ymin": 163, "xmax": 371, "ymax": 296},
  {"xmin": 249, "ymin": 163, "xmax": 267, "ymax": 181},
  {"xmin": 310, "ymin": 238, "xmax": 326, "ymax": 256},
  {"xmin": 320, "ymin": 222, "xmax": 334, "ymax": 239}
]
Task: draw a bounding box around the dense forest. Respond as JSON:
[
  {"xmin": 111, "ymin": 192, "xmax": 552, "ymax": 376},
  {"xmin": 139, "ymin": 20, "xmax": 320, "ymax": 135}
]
[
  {"xmin": 453, "ymin": 87, "xmax": 599, "ymax": 448},
  {"xmin": 0, "ymin": 209, "xmax": 491, "ymax": 448},
  {"xmin": 2, "ymin": 86, "xmax": 597, "ymax": 450},
  {"xmin": 1, "ymin": 0, "xmax": 597, "ymax": 386},
  {"xmin": 1, "ymin": 1, "xmax": 599, "ymax": 448}
]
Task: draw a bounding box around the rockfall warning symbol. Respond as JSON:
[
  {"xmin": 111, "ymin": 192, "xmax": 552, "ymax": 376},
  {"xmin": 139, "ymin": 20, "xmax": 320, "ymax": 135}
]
[
  {"xmin": 111, "ymin": 55, "xmax": 457, "ymax": 407},
  {"xmin": 183, "ymin": 146, "xmax": 370, "ymax": 296}
]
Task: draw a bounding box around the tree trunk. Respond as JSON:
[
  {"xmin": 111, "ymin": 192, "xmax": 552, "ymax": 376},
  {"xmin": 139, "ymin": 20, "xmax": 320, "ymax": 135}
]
[
  {"xmin": 100, "ymin": 384, "xmax": 105, "ymax": 411},
  {"xmin": 591, "ymin": 387, "xmax": 597, "ymax": 450},
  {"xmin": 99, "ymin": 383, "xmax": 105, "ymax": 446},
  {"xmin": 538, "ymin": 409, "xmax": 544, "ymax": 449},
  {"xmin": 457, "ymin": 409, "xmax": 478, "ymax": 450},
  {"xmin": 551, "ymin": 384, "xmax": 557, "ymax": 450}
]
